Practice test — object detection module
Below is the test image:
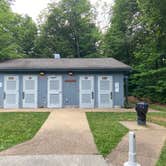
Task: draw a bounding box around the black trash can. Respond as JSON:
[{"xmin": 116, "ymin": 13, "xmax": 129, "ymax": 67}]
[{"xmin": 135, "ymin": 102, "xmax": 148, "ymax": 125}]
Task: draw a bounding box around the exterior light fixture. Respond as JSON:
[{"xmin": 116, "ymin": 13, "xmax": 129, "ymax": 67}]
[
  {"xmin": 39, "ymin": 72, "xmax": 45, "ymax": 76},
  {"xmin": 68, "ymin": 72, "xmax": 73, "ymax": 76}
]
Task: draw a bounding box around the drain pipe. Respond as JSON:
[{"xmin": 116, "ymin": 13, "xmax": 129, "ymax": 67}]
[{"xmin": 124, "ymin": 131, "xmax": 141, "ymax": 166}]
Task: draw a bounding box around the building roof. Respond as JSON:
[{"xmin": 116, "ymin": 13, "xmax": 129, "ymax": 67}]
[{"xmin": 0, "ymin": 58, "xmax": 131, "ymax": 72}]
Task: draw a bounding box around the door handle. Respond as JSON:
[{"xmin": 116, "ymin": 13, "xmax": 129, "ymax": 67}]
[
  {"xmin": 3, "ymin": 92, "xmax": 6, "ymax": 99},
  {"xmin": 92, "ymin": 92, "xmax": 94, "ymax": 99},
  {"xmin": 110, "ymin": 92, "xmax": 112, "ymax": 99},
  {"xmin": 22, "ymin": 92, "xmax": 25, "ymax": 99}
]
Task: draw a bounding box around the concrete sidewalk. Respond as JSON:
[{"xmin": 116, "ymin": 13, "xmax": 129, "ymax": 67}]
[
  {"xmin": 106, "ymin": 122, "xmax": 166, "ymax": 166},
  {"xmin": 0, "ymin": 108, "xmax": 159, "ymax": 113},
  {"xmin": 0, "ymin": 155, "xmax": 108, "ymax": 166},
  {"xmin": 0, "ymin": 111, "xmax": 97, "ymax": 155}
]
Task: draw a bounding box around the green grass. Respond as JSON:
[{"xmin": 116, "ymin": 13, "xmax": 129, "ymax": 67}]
[
  {"xmin": 149, "ymin": 112, "xmax": 166, "ymax": 166},
  {"xmin": 86, "ymin": 112, "xmax": 135, "ymax": 156},
  {"xmin": 147, "ymin": 112, "xmax": 166, "ymax": 127},
  {"xmin": 150, "ymin": 104, "xmax": 166, "ymax": 112},
  {"xmin": 86, "ymin": 111, "xmax": 166, "ymax": 165},
  {"xmin": 0, "ymin": 112, "xmax": 49, "ymax": 151},
  {"xmin": 156, "ymin": 142, "xmax": 166, "ymax": 166}
]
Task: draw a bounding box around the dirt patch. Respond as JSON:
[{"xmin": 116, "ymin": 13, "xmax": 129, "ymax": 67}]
[
  {"xmin": 128, "ymin": 96, "xmax": 166, "ymax": 106},
  {"xmin": 128, "ymin": 96, "xmax": 139, "ymax": 103},
  {"xmin": 128, "ymin": 96, "xmax": 151, "ymax": 103}
]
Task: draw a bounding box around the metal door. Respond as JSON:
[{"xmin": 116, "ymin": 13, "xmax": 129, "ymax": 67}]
[
  {"xmin": 79, "ymin": 76, "xmax": 94, "ymax": 108},
  {"xmin": 47, "ymin": 75, "xmax": 62, "ymax": 108},
  {"xmin": 4, "ymin": 75, "xmax": 19, "ymax": 108},
  {"xmin": 23, "ymin": 75, "xmax": 38, "ymax": 108},
  {"xmin": 98, "ymin": 76, "xmax": 113, "ymax": 108}
]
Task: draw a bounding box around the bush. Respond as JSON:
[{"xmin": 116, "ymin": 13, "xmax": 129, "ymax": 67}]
[{"xmin": 129, "ymin": 68, "xmax": 166, "ymax": 104}]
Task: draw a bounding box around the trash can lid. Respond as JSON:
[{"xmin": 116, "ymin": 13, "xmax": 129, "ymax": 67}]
[{"xmin": 136, "ymin": 102, "xmax": 148, "ymax": 105}]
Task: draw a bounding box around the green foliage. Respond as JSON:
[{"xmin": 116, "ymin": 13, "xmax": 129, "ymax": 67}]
[
  {"xmin": 104, "ymin": 0, "xmax": 166, "ymax": 103},
  {"xmin": 11, "ymin": 14, "xmax": 37, "ymax": 57},
  {"xmin": 133, "ymin": 0, "xmax": 166, "ymax": 70},
  {"xmin": 129, "ymin": 68, "xmax": 166, "ymax": 103},
  {"xmin": 35, "ymin": 0, "xmax": 101, "ymax": 58},
  {"xmin": 104, "ymin": 0, "xmax": 138, "ymax": 65},
  {"xmin": 0, "ymin": 112, "xmax": 49, "ymax": 151},
  {"xmin": 0, "ymin": 0, "xmax": 37, "ymax": 60},
  {"xmin": 0, "ymin": 0, "xmax": 20, "ymax": 59}
]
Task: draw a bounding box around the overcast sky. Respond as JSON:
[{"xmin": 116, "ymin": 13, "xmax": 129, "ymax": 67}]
[{"xmin": 11, "ymin": 0, "xmax": 114, "ymax": 30}]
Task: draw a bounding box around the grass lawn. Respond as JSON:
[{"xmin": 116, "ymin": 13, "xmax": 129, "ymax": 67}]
[
  {"xmin": 86, "ymin": 111, "xmax": 166, "ymax": 166},
  {"xmin": 150, "ymin": 104, "xmax": 166, "ymax": 112},
  {"xmin": 156, "ymin": 142, "xmax": 166, "ymax": 166},
  {"xmin": 0, "ymin": 112, "xmax": 49, "ymax": 151}
]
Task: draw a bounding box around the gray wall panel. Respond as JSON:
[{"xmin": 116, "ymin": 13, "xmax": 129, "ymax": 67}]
[
  {"xmin": 19, "ymin": 75, "xmax": 23, "ymax": 108},
  {"xmin": 63, "ymin": 74, "xmax": 79, "ymax": 107},
  {"xmin": 113, "ymin": 74, "xmax": 124, "ymax": 107},
  {"xmin": 38, "ymin": 75, "xmax": 47, "ymax": 108},
  {"xmin": 75, "ymin": 75, "xmax": 80, "ymax": 107},
  {"xmin": 94, "ymin": 75, "xmax": 98, "ymax": 108}
]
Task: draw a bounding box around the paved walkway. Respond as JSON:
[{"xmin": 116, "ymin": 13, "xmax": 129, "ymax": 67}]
[
  {"xmin": 0, "ymin": 108, "xmax": 159, "ymax": 113},
  {"xmin": 0, "ymin": 111, "xmax": 97, "ymax": 155},
  {"xmin": 106, "ymin": 121, "xmax": 166, "ymax": 166},
  {"xmin": 0, "ymin": 155, "xmax": 108, "ymax": 166}
]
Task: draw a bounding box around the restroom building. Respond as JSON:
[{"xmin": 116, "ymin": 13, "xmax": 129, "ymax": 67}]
[{"xmin": 0, "ymin": 58, "xmax": 131, "ymax": 108}]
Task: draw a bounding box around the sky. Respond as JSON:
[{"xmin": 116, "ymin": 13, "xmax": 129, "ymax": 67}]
[{"xmin": 11, "ymin": 0, "xmax": 114, "ymax": 30}]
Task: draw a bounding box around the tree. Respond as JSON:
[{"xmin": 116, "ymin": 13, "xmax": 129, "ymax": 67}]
[
  {"xmin": 104, "ymin": 0, "xmax": 139, "ymax": 65},
  {"xmin": 35, "ymin": 0, "xmax": 101, "ymax": 58},
  {"xmin": 0, "ymin": 0, "xmax": 21, "ymax": 60},
  {"xmin": 133, "ymin": 0, "xmax": 166, "ymax": 70},
  {"xmin": 0, "ymin": 0, "xmax": 37, "ymax": 59},
  {"xmin": 104, "ymin": 0, "xmax": 166, "ymax": 103},
  {"xmin": 11, "ymin": 14, "xmax": 37, "ymax": 57}
]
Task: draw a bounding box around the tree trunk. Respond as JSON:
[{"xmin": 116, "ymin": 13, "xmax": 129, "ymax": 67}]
[{"xmin": 75, "ymin": 33, "xmax": 80, "ymax": 58}]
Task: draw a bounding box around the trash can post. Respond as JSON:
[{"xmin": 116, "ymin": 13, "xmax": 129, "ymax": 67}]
[
  {"xmin": 124, "ymin": 132, "xmax": 141, "ymax": 166},
  {"xmin": 135, "ymin": 102, "xmax": 148, "ymax": 125}
]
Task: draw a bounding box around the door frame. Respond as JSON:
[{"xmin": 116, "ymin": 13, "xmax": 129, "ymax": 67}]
[
  {"xmin": 98, "ymin": 75, "xmax": 113, "ymax": 108},
  {"xmin": 22, "ymin": 75, "xmax": 38, "ymax": 108},
  {"xmin": 79, "ymin": 75, "xmax": 94, "ymax": 108},
  {"xmin": 4, "ymin": 75, "xmax": 19, "ymax": 108},
  {"xmin": 47, "ymin": 75, "xmax": 62, "ymax": 108}
]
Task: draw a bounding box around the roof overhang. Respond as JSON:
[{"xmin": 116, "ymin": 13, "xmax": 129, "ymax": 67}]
[{"xmin": 0, "ymin": 67, "xmax": 132, "ymax": 74}]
